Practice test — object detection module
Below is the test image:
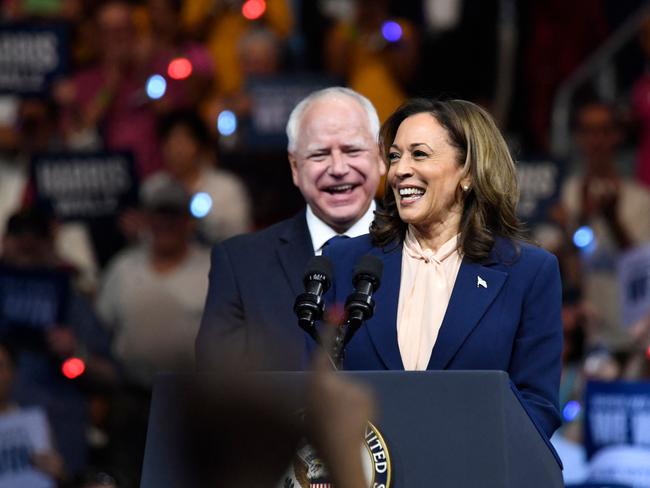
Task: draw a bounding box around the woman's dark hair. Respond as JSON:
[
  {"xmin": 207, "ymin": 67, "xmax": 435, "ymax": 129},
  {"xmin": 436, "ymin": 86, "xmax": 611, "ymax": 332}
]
[
  {"xmin": 371, "ymin": 98, "xmax": 526, "ymax": 262},
  {"xmin": 6, "ymin": 207, "xmax": 53, "ymax": 239},
  {"xmin": 158, "ymin": 110, "xmax": 212, "ymax": 148}
]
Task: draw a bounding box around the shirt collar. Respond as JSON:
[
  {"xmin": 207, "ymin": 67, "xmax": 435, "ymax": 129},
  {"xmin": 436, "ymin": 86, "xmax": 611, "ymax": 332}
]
[{"xmin": 306, "ymin": 201, "xmax": 376, "ymax": 255}]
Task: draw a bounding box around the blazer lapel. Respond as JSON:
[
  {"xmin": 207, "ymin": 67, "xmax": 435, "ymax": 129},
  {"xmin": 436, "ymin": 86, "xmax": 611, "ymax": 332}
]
[
  {"xmin": 276, "ymin": 211, "xmax": 314, "ymax": 296},
  {"xmin": 365, "ymin": 244, "xmax": 405, "ymax": 370},
  {"xmin": 427, "ymin": 259, "xmax": 507, "ymax": 370}
]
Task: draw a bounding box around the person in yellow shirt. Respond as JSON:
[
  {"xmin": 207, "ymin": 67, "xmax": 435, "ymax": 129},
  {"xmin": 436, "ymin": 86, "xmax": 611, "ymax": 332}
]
[
  {"xmin": 180, "ymin": 0, "xmax": 293, "ymax": 97},
  {"xmin": 324, "ymin": 0, "xmax": 419, "ymax": 123}
]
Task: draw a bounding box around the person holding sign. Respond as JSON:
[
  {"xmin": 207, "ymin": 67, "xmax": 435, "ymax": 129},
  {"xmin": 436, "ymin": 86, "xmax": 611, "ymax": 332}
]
[
  {"xmin": 319, "ymin": 98, "xmax": 563, "ymax": 439},
  {"xmin": 55, "ymin": 1, "xmax": 162, "ymax": 178},
  {"xmin": 1, "ymin": 208, "xmax": 116, "ymax": 478}
]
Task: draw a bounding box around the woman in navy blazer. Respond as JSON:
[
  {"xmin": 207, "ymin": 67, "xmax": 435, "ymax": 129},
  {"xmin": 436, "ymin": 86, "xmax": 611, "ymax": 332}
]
[{"xmin": 321, "ymin": 99, "xmax": 563, "ymax": 440}]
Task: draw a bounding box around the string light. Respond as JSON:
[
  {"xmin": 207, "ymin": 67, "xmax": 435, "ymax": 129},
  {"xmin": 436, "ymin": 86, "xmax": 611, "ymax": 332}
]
[
  {"xmin": 381, "ymin": 21, "xmax": 403, "ymax": 42},
  {"xmin": 62, "ymin": 357, "xmax": 86, "ymax": 379},
  {"xmin": 190, "ymin": 192, "xmax": 212, "ymax": 218},
  {"xmin": 242, "ymin": 0, "xmax": 266, "ymax": 20},
  {"xmin": 562, "ymin": 400, "xmax": 581, "ymax": 422},
  {"xmin": 168, "ymin": 58, "xmax": 193, "ymax": 80},
  {"xmin": 217, "ymin": 110, "xmax": 237, "ymax": 136},
  {"xmin": 573, "ymin": 225, "xmax": 595, "ymax": 249},
  {"xmin": 146, "ymin": 74, "xmax": 167, "ymax": 99}
]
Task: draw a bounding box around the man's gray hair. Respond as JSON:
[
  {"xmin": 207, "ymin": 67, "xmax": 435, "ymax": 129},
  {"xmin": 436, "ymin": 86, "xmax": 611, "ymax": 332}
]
[{"xmin": 286, "ymin": 87, "xmax": 380, "ymax": 153}]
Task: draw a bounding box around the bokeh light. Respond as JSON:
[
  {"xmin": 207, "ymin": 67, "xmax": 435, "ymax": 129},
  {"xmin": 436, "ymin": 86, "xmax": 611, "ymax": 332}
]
[
  {"xmin": 382, "ymin": 21, "xmax": 403, "ymax": 43},
  {"xmin": 242, "ymin": 0, "xmax": 266, "ymax": 20},
  {"xmin": 168, "ymin": 58, "xmax": 193, "ymax": 80},
  {"xmin": 217, "ymin": 110, "xmax": 237, "ymax": 136},
  {"xmin": 573, "ymin": 225, "xmax": 595, "ymax": 249},
  {"xmin": 190, "ymin": 192, "xmax": 213, "ymax": 218},
  {"xmin": 62, "ymin": 357, "xmax": 86, "ymax": 379},
  {"xmin": 146, "ymin": 74, "xmax": 167, "ymax": 99},
  {"xmin": 562, "ymin": 400, "xmax": 581, "ymax": 422}
]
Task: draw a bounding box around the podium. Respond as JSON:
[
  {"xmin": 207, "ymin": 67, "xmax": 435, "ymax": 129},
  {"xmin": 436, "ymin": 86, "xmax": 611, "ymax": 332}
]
[{"xmin": 140, "ymin": 370, "xmax": 563, "ymax": 487}]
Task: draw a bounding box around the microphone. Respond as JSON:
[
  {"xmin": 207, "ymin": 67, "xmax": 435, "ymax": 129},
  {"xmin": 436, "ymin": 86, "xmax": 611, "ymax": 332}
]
[
  {"xmin": 343, "ymin": 255, "xmax": 383, "ymax": 345},
  {"xmin": 294, "ymin": 256, "xmax": 334, "ymax": 343}
]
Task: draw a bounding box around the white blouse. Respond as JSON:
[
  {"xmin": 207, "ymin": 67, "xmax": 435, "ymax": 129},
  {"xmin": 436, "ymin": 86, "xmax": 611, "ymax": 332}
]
[{"xmin": 396, "ymin": 227, "xmax": 463, "ymax": 370}]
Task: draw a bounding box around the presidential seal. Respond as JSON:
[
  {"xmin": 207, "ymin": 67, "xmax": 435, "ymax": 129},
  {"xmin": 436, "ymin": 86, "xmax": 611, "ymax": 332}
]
[{"xmin": 279, "ymin": 421, "xmax": 391, "ymax": 488}]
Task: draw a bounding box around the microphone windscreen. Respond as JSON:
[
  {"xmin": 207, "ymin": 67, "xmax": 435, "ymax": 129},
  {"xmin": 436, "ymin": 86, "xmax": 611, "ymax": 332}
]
[
  {"xmin": 353, "ymin": 255, "xmax": 383, "ymax": 288},
  {"xmin": 304, "ymin": 255, "xmax": 334, "ymax": 288}
]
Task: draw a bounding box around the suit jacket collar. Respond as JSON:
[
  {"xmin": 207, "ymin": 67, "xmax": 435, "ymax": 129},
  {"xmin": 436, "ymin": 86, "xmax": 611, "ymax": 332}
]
[
  {"xmin": 427, "ymin": 259, "xmax": 507, "ymax": 369},
  {"xmin": 277, "ymin": 209, "xmax": 315, "ymax": 296},
  {"xmin": 367, "ymin": 243, "xmax": 404, "ymax": 369},
  {"xmin": 365, "ymin": 239, "xmax": 510, "ymax": 370}
]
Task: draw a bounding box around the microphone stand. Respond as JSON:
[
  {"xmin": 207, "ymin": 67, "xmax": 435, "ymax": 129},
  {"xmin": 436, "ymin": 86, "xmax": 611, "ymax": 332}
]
[
  {"xmin": 329, "ymin": 288, "xmax": 376, "ymax": 368},
  {"xmin": 328, "ymin": 317, "xmax": 367, "ymax": 370},
  {"xmin": 329, "ymin": 322, "xmax": 347, "ymax": 370}
]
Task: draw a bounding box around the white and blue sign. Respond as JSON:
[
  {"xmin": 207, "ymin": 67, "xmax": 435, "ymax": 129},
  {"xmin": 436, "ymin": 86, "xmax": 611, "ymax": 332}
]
[
  {"xmin": 584, "ymin": 381, "xmax": 650, "ymax": 459},
  {"xmin": 31, "ymin": 151, "xmax": 138, "ymax": 221},
  {"xmin": 245, "ymin": 75, "xmax": 339, "ymax": 149},
  {"xmin": 516, "ymin": 159, "xmax": 564, "ymax": 224},
  {"xmin": 0, "ymin": 265, "xmax": 70, "ymax": 332},
  {"xmin": 0, "ymin": 24, "xmax": 69, "ymax": 95}
]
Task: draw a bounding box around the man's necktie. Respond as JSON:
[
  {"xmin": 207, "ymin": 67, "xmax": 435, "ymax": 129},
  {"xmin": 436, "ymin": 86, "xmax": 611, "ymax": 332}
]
[{"xmin": 323, "ymin": 235, "xmax": 350, "ymax": 248}]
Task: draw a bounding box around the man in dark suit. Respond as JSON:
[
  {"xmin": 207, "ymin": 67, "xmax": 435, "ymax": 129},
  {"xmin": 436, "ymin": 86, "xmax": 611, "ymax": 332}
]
[{"xmin": 196, "ymin": 87, "xmax": 385, "ymax": 370}]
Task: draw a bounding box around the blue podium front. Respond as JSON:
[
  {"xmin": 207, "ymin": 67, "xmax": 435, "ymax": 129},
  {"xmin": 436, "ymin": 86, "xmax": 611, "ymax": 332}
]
[{"xmin": 141, "ymin": 371, "xmax": 563, "ymax": 487}]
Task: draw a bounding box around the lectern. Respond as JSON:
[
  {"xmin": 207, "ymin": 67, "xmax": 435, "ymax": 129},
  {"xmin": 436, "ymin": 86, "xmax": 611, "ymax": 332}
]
[{"xmin": 141, "ymin": 370, "xmax": 563, "ymax": 487}]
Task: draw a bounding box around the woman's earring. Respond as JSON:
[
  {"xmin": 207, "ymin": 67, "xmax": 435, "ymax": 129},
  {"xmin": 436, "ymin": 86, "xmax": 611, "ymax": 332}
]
[{"xmin": 462, "ymin": 184, "xmax": 470, "ymax": 192}]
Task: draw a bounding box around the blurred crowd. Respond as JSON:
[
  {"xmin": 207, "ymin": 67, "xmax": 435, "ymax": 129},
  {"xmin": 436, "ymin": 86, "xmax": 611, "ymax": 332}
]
[{"xmin": 1, "ymin": 0, "xmax": 650, "ymax": 486}]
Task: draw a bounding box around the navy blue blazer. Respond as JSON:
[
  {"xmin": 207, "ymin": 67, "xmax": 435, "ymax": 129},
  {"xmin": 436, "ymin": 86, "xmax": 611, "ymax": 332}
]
[
  {"xmin": 320, "ymin": 234, "xmax": 563, "ymax": 439},
  {"xmin": 196, "ymin": 211, "xmax": 314, "ymax": 370}
]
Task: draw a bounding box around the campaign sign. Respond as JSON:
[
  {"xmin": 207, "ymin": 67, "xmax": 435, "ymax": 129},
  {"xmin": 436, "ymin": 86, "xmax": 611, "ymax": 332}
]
[
  {"xmin": 516, "ymin": 159, "xmax": 564, "ymax": 224},
  {"xmin": 0, "ymin": 265, "xmax": 70, "ymax": 332},
  {"xmin": 245, "ymin": 75, "xmax": 339, "ymax": 149},
  {"xmin": 0, "ymin": 24, "xmax": 68, "ymax": 95},
  {"xmin": 584, "ymin": 381, "xmax": 650, "ymax": 459},
  {"xmin": 618, "ymin": 244, "xmax": 650, "ymax": 328},
  {"xmin": 31, "ymin": 151, "xmax": 138, "ymax": 222}
]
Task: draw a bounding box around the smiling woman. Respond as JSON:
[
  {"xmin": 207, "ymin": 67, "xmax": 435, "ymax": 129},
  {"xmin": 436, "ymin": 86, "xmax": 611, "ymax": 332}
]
[
  {"xmin": 386, "ymin": 112, "xmax": 469, "ymax": 251},
  {"xmin": 319, "ymin": 98, "xmax": 564, "ymax": 441},
  {"xmin": 372, "ymin": 98, "xmax": 523, "ymax": 260}
]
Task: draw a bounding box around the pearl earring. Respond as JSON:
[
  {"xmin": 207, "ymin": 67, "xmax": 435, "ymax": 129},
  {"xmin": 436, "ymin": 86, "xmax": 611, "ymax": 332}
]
[{"xmin": 462, "ymin": 184, "xmax": 470, "ymax": 192}]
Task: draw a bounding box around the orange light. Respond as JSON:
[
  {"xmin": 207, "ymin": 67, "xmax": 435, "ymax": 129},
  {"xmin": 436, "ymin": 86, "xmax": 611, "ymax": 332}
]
[
  {"xmin": 168, "ymin": 58, "xmax": 193, "ymax": 80},
  {"xmin": 242, "ymin": 0, "xmax": 266, "ymax": 20},
  {"xmin": 62, "ymin": 357, "xmax": 86, "ymax": 379}
]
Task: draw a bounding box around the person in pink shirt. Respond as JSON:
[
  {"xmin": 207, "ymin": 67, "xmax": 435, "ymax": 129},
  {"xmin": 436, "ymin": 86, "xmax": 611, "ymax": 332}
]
[
  {"xmin": 55, "ymin": 1, "xmax": 162, "ymax": 179},
  {"xmin": 141, "ymin": 0, "xmax": 215, "ymax": 113}
]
